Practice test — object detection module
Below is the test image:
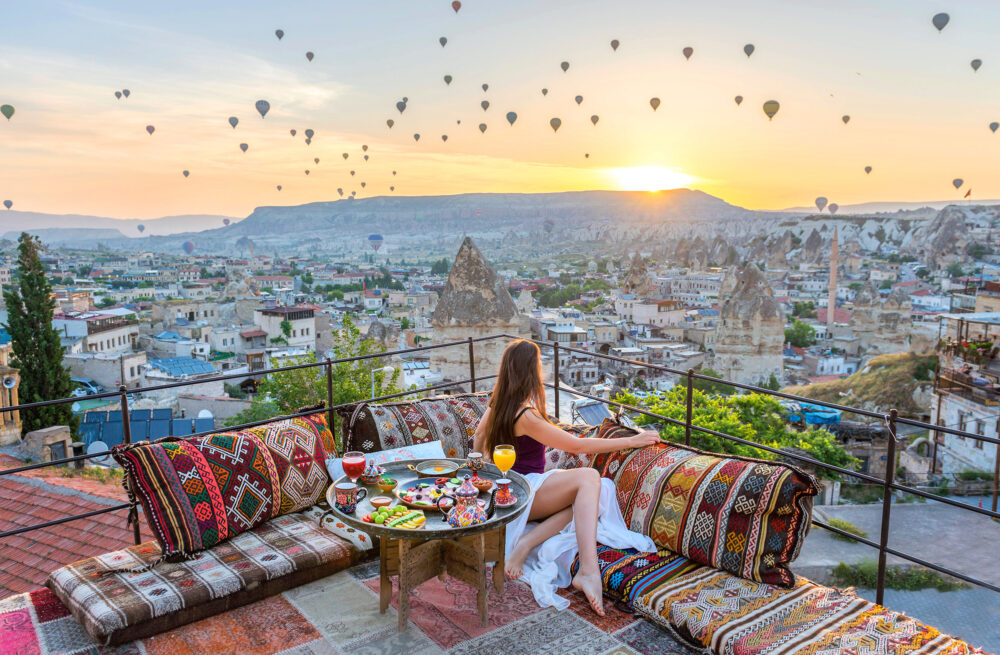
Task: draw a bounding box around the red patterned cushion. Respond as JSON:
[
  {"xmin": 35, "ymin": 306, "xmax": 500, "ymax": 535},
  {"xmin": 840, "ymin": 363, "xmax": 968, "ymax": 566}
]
[
  {"xmin": 241, "ymin": 414, "xmax": 332, "ymax": 514},
  {"xmin": 570, "ymin": 545, "xmax": 701, "ymax": 606},
  {"xmin": 591, "ymin": 419, "xmax": 819, "ymax": 587},
  {"xmin": 544, "ymin": 422, "xmax": 597, "ymax": 471}
]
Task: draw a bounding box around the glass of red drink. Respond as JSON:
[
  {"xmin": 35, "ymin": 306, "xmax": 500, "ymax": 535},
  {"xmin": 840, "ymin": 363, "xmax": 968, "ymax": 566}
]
[{"xmin": 342, "ymin": 451, "xmax": 366, "ymax": 484}]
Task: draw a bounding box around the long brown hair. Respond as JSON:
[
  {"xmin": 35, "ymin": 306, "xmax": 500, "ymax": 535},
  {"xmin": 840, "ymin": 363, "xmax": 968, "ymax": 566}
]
[{"xmin": 481, "ymin": 339, "xmax": 549, "ymax": 455}]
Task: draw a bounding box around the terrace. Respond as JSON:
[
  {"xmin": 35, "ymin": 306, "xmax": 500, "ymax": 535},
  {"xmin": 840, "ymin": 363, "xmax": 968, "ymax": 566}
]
[{"xmin": 0, "ymin": 334, "xmax": 997, "ymax": 653}]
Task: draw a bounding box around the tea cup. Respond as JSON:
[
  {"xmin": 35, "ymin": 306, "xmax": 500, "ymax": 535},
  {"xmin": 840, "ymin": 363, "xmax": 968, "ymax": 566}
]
[{"xmin": 334, "ymin": 482, "xmax": 367, "ymax": 513}]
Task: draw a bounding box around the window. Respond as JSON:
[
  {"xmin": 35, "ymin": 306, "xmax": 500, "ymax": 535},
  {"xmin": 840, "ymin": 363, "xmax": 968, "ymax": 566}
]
[{"xmin": 975, "ymin": 421, "xmax": 985, "ymax": 449}]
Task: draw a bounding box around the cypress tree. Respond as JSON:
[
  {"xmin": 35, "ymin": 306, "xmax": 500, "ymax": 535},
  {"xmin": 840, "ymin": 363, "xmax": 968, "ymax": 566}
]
[{"xmin": 3, "ymin": 233, "xmax": 78, "ymax": 435}]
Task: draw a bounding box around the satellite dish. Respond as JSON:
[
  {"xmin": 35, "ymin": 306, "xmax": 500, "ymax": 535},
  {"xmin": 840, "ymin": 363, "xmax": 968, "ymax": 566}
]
[
  {"xmin": 87, "ymin": 440, "xmax": 110, "ymax": 464},
  {"xmin": 71, "ymin": 402, "xmax": 81, "ymax": 413},
  {"xmin": 197, "ymin": 409, "xmax": 213, "ymax": 419},
  {"xmin": 2, "ymin": 376, "xmax": 16, "ymax": 389}
]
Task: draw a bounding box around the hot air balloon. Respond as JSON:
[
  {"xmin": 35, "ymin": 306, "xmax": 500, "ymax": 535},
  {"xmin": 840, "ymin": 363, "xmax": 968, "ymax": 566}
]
[
  {"xmin": 762, "ymin": 100, "xmax": 780, "ymax": 120},
  {"xmin": 611, "ymin": 39, "xmax": 620, "ymax": 51},
  {"xmin": 368, "ymin": 234, "xmax": 384, "ymax": 252},
  {"xmin": 277, "ymin": 185, "xmax": 282, "ymax": 191},
  {"xmin": 145, "ymin": 125, "xmax": 155, "ymax": 135},
  {"xmin": 223, "ymin": 218, "xmax": 231, "ymax": 226},
  {"xmin": 815, "ymin": 197, "xmax": 828, "ymax": 212},
  {"xmin": 842, "ymin": 115, "xmax": 850, "ymax": 124},
  {"xmin": 305, "ymin": 51, "xmax": 314, "ymax": 62},
  {"xmin": 413, "ymin": 133, "xmax": 420, "ymax": 142},
  {"xmin": 361, "ymin": 182, "xmax": 366, "ymax": 188},
  {"xmin": 403, "ymin": 97, "xmax": 408, "ymax": 103},
  {"xmin": 990, "ymin": 122, "xmax": 999, "ymax": 133},
  {"xmin": 971, "ymin": 59, "xmax": 982, "ymax": 72},
  {"xmin": 364, "ymin": 155, "xmax": 369, "ymax": 161},
  {"xmin": 337, "ymin": 188, "xmax": 344, "ymax": 196},
  {"xmin": 744, "ymin": 44, "xmax": 755, "ymax": 57},
  {"xmin": 137, "ymin": 224, "xmax": 145, "ymax": 232},
  {"xmin": 114, "ymin": 91, "xmax": 122, "ymax": 99},
  {"xmin": 275, "ymin": 29, "xmax": 284, "ymax": 40},
  {"xmin": 439, "ymin": 36, "xmax": 448, "ymax": 47},
  {"xmin": 444, "ymin": 75, "xmax": 453, "ymax": 85},
  {"xmin": 343, "ymin": 153, "xmax": 349, "ymax": 159},
  {"xmin": 3, "ymin": 200, "xmax": 12, "ymax": 210},
  {"xmin": 305, "ymin": 128, "xmax": 314, "ymax": 139},
  {"xmin": 452, "ymin": 1, "xmax": 461, "ymax": 13},
  {"xmin": 442, "ymin": 134, "xmax": 448, "ymax": 142},
  {"xmin": 481, "ymin": 100, "xmax": 490, "ymax": 111},
  {"xmin": 590, "ymin": 114, "xmax": 599, "ymax": 125},
  {"xmin": 305, "ymin": 138, "xmax": 311, "ymax": 145},
  {"xmin": 584, "ymin": 153, "xmax": 590, "ymax": 159},
  {"xmin": 396, "ymin": 101, "xmax": 406, "ymax": 113},
  {"xmin": 390, "ymin": 186, "xmax": 395, "ymax": 191},
  {"xmin": 350, "ymin": 170, "xmax": 356, "ymax": 176},
  {"xmin": 351, "ymin": 191, "xmax": 356, "ymax": 197},
  {"xmin": 387, "ymin": 119, "xmax": 395, "ymax": 128},
  {"xmin": 182, "ymin": 170, "xmax": 190, "ymax": 177},
  {"xmin": 229, "ymin": 116, "xmax": 239, "ymax": 128},
  {"xmin": 482, "ymin": 83, "xmax": 489, "ymax": 92},
  {"xmin": 828, "ymin": 203, "xmax": 839, "ymax": 215},
  {"xmin": 506, "ymin": 111, "xmax": 517, "ymax": 125},
  {"xmin": 304, "ymin": 170, "xmax": 309, "ymax": 175},
  {"xmin": 734, "ymin": 95, "xmax": 743, "ymax": 106},
  {"xmin": 478, "ymin": 123, "xmax": 487, "ymax": 133},
  {"xmin": 362, "ymin": 144, "xmax": 368, "ymax": 152},
  {"xmin": 1, "ymin": 104, "xmax": 15, "ymax": 120},
  {"xmin": 392, "ymin": 170, "xmax": 397, "ymax": 175},
  {"xmin": 560, "ymin": 61, "xmax": 569, "ymax": 72},
  {"xmin": 550, "ymin": 117, "xmax": 561, "ymax": 132},
  {"xmin": 182, "ymin": 241, "xmax": 195, "ymax": 255},
  {"xmin": 682, "ymin": 46, "xmax": 693, "ymax": 60},
  {"xmin": 865, "ymin": 166, "xmax": 872, "ymax": 174},
  {"xmin": 122, "ymin": 89, "xmax": 130, "ymax": 98},
  {"xmin": 575, "ymin": 95, "xmax": 583, "ymax": 105},
  {"xmin": 290, "ymin": 129, "xmax": 296, "ymax": 136},
  {"xmin": 649, "ymin": 97, "xmax": 661, "ymax": 111},
  {"xmin": 239, "ymin": 143, "xmax": 248, "ymax": 152},
  {"xmin": 314, "ymin": 157, "xmax": 320, "ymax": 164},
  {"xmin": 255, "ymin": 100, "xmax": 270, "ymax": 118},
  {"xmin": 953, "ymin": 178, "xmax": 964, "ymax": 189},
  {"xmin": 932, "ymin": 12, "xmax": 949, "ymax": 31},
  {"xmin": 541, "ymin": 88, "xmax": 548, "ymax": 96}
]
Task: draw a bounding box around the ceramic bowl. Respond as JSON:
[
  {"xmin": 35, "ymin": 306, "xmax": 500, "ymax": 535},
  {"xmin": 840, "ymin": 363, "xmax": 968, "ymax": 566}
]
[
  {"xmin": 370, "ymin": 496, "xmax": 393, "ymax": 509},
  {"xmin": 471, "ymin": 477, "xmax": 494, "ymax": 492},
  {"xmin": 376, "ymin": 478, "xmax": 398, "ymax": 492}
]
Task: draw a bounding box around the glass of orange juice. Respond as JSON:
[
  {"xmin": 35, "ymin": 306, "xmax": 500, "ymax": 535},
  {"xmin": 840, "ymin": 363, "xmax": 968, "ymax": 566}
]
[{"xmin": 493, "ymin": 445, "xmax": 516, "ymax": 477}]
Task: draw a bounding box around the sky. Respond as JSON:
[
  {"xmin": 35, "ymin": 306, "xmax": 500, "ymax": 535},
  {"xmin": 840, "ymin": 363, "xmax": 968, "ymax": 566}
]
[{"xmin": 2, "ymin": 0, "xmax": 1000, "ymax": 219}]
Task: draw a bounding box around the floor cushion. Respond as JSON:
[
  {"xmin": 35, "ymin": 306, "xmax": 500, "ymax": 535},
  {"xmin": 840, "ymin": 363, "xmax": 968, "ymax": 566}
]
[
  {"xmin": 338, "ymin": 392, "xmax": 490, "ymax": 458},
  {"xmin": 591, "ymin": 419, "xmax": 818, "ymax": 587},
  {"xmin": 544, "ymin": 422, "xmax": 599, "ymax": 471},
  {"xmin": 632, "ymin": 567, "xmax": 988, "ymax": 654},
  {"xmin": 570, "ymin": 545, "xmax": 702, "ymax": 607},
  {"xmin": 45, "ymin": 511, "xmax": 359, "ymax": 646}
]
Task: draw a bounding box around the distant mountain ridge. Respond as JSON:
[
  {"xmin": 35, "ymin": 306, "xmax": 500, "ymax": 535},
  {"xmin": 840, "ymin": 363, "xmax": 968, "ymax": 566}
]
[{"xmin": 0, "ymin": 211, "xmax": 239, "ymax": 237}]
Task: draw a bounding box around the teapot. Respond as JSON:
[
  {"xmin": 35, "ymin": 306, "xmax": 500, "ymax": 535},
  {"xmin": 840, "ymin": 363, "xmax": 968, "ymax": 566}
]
[{"xmin": 437, "ymin": 474, "xmax": 496, "ymax": 527}]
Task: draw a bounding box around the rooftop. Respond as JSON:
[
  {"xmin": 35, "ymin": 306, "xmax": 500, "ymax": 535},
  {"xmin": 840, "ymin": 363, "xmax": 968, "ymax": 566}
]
[{"xmin": 148, "ymin": 357, "xmax": 216, "ymax": 377}]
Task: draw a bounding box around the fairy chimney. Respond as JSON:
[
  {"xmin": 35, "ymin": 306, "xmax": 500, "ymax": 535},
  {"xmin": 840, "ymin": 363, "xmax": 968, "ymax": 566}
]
[{"xmin": 712, "ymin": 264, "xmax": 784, "ymax": 386}]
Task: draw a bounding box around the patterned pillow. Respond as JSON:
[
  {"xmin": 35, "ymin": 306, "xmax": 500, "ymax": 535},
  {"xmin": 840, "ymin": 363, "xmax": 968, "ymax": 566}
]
[
  {"xmin": 544, "ymin": 422, "xmax": 598, "ymax": 471},
  {"xmin": 241, "ymin": 413, "xmax": 332, "ymax": 514},
  {"xmin": 113, "ymin": 432, "xmax": 283, "ymax": 560},
  {"xmin": 570, "ymin": 545, "xmax": 701, "ymax": 607},
  {"xmin": 591, "ymin": 419, "xmax": 819, "ymax": 587},
  {"xmin": 338, "ymin": 392, "xmax": 490, "ymax": 458}
]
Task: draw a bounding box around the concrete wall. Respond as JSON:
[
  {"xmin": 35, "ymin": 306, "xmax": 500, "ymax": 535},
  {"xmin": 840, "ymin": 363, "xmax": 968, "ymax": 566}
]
[
  {"xmin": 177, "ymin": 394, "xmax": 252, "ymax": 422},
  {"xmin": 65, "ymin": 351, "xmax": 148, "ymax": 390}
]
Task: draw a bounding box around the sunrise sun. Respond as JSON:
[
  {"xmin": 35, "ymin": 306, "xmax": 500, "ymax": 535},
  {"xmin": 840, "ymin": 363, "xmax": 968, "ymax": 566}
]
[{"xmin": 609, "ymin": 166, "xmax": 696, "ymax": 192}]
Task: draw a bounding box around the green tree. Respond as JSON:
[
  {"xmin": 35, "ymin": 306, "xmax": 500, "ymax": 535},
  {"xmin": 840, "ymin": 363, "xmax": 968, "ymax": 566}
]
[
  {"xmin": 692, "ymin": 367, "xmax": 735, "ymax": 396},
  {"xmin": 946, "ymin": 262, "xmax": 964, "ymax": 278},
  {"xmin": 399, "ymin": 317, "xmax": 411, "ymax": 330},
  {"xmin": 3, "ymin": 233, "xmax": 78, "ymax": 436},
  {"xmin": 792, "ymin": 301, "xmax": 816, "ymax": 318},
  {"xmin": 785, "ymin": 319, "xmax": 817, "ymax": 348},
  {"xmin": 615, "ymin": 387, "xmax": 856, "ymax": 479},
  {"xmin": 199, "ymin": 267, "xmax": 211, "ymax": 279},
  {"xmin": 762, "ymin": 373, "xmax": 782, "ymax": 391},
  {"xmin": 96, "ymin": 296, "xmax": 117, "ymax": 308},
  {"xmin": 430, "ymin": 258, "xmax": 450, "ymax": 275},
  {"xmin": 279, "ymin": 319, "xmax": 292, "ymax": 338}
]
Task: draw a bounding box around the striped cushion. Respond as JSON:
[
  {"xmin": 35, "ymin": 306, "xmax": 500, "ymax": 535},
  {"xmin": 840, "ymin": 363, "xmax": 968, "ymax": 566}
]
[
  {"xmin": 591, "ymin": 419, "xmax": 819, "ymax": 587},
  {"xmin": 570, "ymin": 545, "xmax": 701, "ymax": 607}
]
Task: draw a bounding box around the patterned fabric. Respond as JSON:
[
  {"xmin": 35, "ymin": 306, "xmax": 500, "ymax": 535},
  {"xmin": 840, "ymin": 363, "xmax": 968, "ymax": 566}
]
[
  {"xmin": 301, "ymin": 504, "xmax": 374, "ymax": 551},
  {"xmin": 0, "ymin": 587, "xmax": 104, "ymax": 655},
  {"xmin": 242, "ymin": 414, "xmax": 332, "ymax": 515},
  {"xmin": 570, "ymin": 545, "xmax": 702, "ymax": 607},
  {"xmin": 633, "ymin": 568, "xmax": 988, "ymax": 655},
  {"xmin": 544, "ymin": 423, "xmax": 598, "ymax": 471},
  {"xmin": 45, "ymin": 512, "xmax": 357, "ymax": 646},
  {"xmin": 338, "ymin": 392, "xmax": 490, "ymax": 458},
  {"xmin": 113, "ymin": 432, "xmax": 283, "ymax": 558},
  {"xmin": 591, "ymin": 419, "xmax": 819, "ymax": 587}
]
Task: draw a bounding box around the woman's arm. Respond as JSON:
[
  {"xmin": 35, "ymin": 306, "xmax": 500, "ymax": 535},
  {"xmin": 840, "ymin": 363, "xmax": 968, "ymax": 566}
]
[
  {"xmin": 472, "ymin": 407, "xmax": 491, "ymax": 455},
  {"xmin": 518, "ymin": 410, "xmax": 661, "ymax": 455}
]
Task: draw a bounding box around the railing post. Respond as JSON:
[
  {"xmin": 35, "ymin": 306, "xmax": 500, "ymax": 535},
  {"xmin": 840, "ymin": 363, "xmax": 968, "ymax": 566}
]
[
  {"xmin": 325, "ymin": 358, "xmax": 336, "ymax": 451},
  {"xmin": 876, "ymin": 408, "xmax": 899, "ymax": 606},
  {"xmin": 553, "ymin": 341, "xmax": 560, "ymax": 421},
  {"xmin": 467, "ymin": 337, "xmax": 476, "ymax": 393},
  {"xmin": 119, "ymin": 385, "xmax": 141, "ymax": 545},
  {"xmin": 685, "ymin": 369, "xmax": 694, "ymax": 446}
]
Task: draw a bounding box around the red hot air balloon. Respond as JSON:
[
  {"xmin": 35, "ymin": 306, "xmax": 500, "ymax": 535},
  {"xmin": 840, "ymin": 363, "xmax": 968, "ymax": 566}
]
[
  {"xmin": 452, "ymin": 1, "xmax": 461, "ymax": 12},
  {"xmin": 182, "ymin": 241, "xmax": 195, "ymax": 254},
  {"xmin": 368, "ymin": 234, "xmax": 384, "ymax": 252}
]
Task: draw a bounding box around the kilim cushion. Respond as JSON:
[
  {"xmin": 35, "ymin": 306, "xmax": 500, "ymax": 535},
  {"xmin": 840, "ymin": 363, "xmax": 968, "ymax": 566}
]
[
  {"xmin": 544, "ymin": 422, "xmax": 599, "ymax": 471},
  {"xmin": 113, "ymin": 431, "xmax": 284, "ymax": 559},
  {"xmin": 631, "ymin": 567, "xmax": 989, "ymax": 654},
  {"xmin": 569, "ymin": 544, "xmax": 702, "ymax": 607},
  {"xmin": 338, "ymin": 392, "xmax": 490, "ymax": 458},
  {"xmin": 590, "ymin": 419, "xmax": 819, "ymax": 587},
  {"xmin": 45, "ymin": 512, "xmax": 359, "ymax": 646},
  {"xmin": 241, "ymin": 413, "xmax": 332, "ymax": 514}
]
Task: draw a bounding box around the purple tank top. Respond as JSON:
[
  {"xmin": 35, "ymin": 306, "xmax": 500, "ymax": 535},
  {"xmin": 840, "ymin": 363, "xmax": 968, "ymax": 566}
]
[{"xmin": 511, "ymin": 407, "xmax": 546, "ymax": 475}]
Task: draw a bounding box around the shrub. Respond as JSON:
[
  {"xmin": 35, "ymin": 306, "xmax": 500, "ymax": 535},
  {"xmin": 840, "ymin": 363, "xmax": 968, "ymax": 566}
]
[
  {"xmin": 823, "ymin": 517, "xmax": 868, "ymax": 542},
  {"xmin": 957, "ymin": 469, "xmax": 993, "ymax": 482},
  {"xmin": 831, "ymin": 560, "xmax": 966, "ymax": 592}
]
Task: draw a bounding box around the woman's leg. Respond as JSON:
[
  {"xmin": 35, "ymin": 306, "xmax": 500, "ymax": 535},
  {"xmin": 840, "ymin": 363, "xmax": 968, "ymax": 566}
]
[{"xmin": 505, "ymin": 506, "xmax": 572, "ymax": 579}]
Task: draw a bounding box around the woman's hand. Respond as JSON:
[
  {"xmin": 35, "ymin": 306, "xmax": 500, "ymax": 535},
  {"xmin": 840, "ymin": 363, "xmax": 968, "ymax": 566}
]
[{"xmin": 625, "ymin": 430, "xmax": 662, "ymax": 449}]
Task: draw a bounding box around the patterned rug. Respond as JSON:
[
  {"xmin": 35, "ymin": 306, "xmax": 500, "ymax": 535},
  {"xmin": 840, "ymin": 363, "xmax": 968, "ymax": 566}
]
[{"xmin": 0, "ymin": 559, "xmax": 696, "ymax": 655}]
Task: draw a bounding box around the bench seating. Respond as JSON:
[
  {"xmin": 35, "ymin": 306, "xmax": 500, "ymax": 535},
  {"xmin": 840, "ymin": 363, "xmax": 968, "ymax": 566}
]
[{"xmin": 45, "ymin": 511, "xmax": 359, "ymax": 646}]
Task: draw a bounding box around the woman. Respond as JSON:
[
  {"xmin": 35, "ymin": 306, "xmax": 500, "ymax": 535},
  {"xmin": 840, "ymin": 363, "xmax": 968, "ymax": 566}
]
[{"xmin": 473, "ymin": 340, "xmax": 661, "ymax": 616}]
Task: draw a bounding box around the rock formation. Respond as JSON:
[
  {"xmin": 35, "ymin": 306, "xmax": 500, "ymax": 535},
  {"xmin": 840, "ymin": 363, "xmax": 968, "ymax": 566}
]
[
  {"xmin": 712, "ymin": 264, "xmax": 784, "ymax": 386},
  {"xmin": 850, "ymin": 282, "xmax": 911, "ymax": 356}
]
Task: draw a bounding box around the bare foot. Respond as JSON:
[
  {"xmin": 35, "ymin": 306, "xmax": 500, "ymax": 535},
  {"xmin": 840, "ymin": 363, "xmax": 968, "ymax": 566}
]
[
  {"xmin": 572, "ymin": 572, "xmax": 606, "ymax": 617},
  {"xmin": 505, "ymin": 542, "xmax": 531, "ymax": 580}
]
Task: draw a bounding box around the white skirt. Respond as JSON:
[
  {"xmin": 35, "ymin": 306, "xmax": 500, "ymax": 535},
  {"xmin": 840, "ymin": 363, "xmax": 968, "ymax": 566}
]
[{"xmin": 504, "ymin": 470, "xmax": 657, "ymax": 611}]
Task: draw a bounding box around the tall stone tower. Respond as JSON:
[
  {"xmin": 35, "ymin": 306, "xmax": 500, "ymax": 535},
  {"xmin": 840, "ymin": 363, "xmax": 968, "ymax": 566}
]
[
  {"xmin": 712, "ymin": 264, "xmax": 785, "ymax": 386},
  {"xmin": 827, "ymin": 227, "xmax": 839, "ymax": 328},
  {"xmin": 431, "ymin": 237, "xmax": 530, "ymax": 387}
]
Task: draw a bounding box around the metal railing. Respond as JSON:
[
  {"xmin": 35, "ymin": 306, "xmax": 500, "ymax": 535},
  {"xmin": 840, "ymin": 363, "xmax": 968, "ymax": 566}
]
[{"xmin": 1, "ymin": 333, "xmax": 999, "ymax": 608}]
